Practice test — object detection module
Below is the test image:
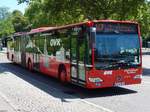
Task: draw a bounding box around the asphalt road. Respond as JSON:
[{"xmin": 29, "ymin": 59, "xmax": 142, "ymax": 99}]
[{"xmin": 0, "ymin": 53, "xmax": 150, "ymax": 112}]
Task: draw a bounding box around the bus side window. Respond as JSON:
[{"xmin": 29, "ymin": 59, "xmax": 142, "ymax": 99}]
[
  {"xmin": 52, "ymin": 30, "xmax": 71, "ymax": 61},
  {"xmin": 34, "ymin": 35, "xmax": 40, "ymax": 54},
  {"xmin": 14, "ymin": 37, "xmax": 20, "ymax": 52},
  {"xmin": 38, "ymin": 36, "xmax": 44, "ymax": 54},
  {"xmin": 78, "ymin": 28, "xmax": 86, "ymax": 63},
  {"xmin": 71, "ymin": 35, "xmax": 77, "ymax": 61},
  {"xmin": 47, "ymin": 36, "xmax": 53, "ymax": 56}
]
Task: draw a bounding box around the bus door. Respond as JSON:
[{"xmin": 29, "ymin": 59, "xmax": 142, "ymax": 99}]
[
  {"xmin": 21, "ymin": 35, "xmax": 26, "ymax": 67},
  {"xmin": 33, "ymin": 34, "xmax": 41, "ymax": 71},
  {"xmin": 70, "ymin": 28, "xmax": 86, "ymax": 86}
]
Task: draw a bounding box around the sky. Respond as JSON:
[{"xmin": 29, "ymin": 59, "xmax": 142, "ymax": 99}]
[{"xmin": 0, "ymin": 0, "xmax": 27, "ymax": 13}]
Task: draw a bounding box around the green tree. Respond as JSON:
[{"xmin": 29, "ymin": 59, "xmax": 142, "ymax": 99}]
[
  {"xmin": 135, "ymin": 2, "xmax": 150, "ymax": 46},
  {"xmin": 0, "ymin": 18, "xmax": 14, "ymax": 37},
  {"xmin": 114, "ymin": 0, "xmax": 145, "ymax": 20},
  {"xmin": 25, "ymin": 0, "xmax": 47, "ymax": 28},
  {"xmin": 11, "ymin": 10, "xmax": 29, "ymax": 32},
  {"xmin": 23, "ymin": 0, "xmax": 145, "ymax": 24},
  {"xmin": 0, "ymin": 7, "xmax": 14, "ymax": 38},
  {"xmin": 19, "ymin": 0, "xmax": 150, "ymax": 38},
  {"xmin": 0, "ymin": 7, "xmax": 10, "ymax": 20}
]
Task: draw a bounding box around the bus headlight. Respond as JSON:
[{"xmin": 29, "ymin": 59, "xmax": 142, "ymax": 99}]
[{"xmin": 88, "ymin": 77, "xmax": 103, "ymax": 83}]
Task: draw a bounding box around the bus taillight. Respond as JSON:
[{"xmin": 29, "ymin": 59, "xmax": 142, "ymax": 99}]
[{"xmin": 87, "ymin": 21, "xmax": 94, "ymax": 27}]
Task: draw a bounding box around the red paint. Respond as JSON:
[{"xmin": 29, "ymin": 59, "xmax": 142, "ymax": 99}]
[
  {"xmin": 86, "ymin": 68, "xmax": 142, "ymax": 89},
  {"xmin": 39, "ymin": 55, "xmax": 71, "ymax": 82}
]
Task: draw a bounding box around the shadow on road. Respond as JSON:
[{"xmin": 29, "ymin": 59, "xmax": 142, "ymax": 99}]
[
  {"xmin": 143, "ymin": 68, "xmax": 150, "ymax": 76},
  {"xmin": 0, "ymin": 62, "xmax": 137, "ymax": 101}
]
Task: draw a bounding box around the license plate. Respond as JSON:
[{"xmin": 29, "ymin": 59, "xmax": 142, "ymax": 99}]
[{"xmin": 114, "ymin": 82, "xmax": 125, "ymax": 86}]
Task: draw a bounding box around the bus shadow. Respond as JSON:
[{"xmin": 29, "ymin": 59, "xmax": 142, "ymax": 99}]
[
  {"xmin": 63, "ymin": 84, "xmax": 137, "ymax": 99},
  {"xmin": 0, "ymin": 62, "xmax": 137, "ymax": 101},
  {"xmin": 143, "ymin": 68, "xmax": 150, "ymax": 76}
]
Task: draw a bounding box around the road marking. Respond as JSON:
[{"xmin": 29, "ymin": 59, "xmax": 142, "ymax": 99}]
[{"xmin": 80, "ymin": 100, "xmax": 114, "ymax": 112}]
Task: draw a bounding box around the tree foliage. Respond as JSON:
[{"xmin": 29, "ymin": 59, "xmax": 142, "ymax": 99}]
[
  {"xmin": 136, "ymin": 2, "xmax": 150, "ymax": 37},
  {"xmin": 0, "ymin": 7, "xmax": 14, "ymax": 38},
  {"xmin": 23, "ymin": 0, "xmax": 145, "ymax": 24},
  {"xmin": 0, "ymin": 7, "xmax": 10, "ymax": 20},
  {"xmin": 0, "ymin": 8, "xmax": 30, "ymax": 38},
  {"xmin": 16, "ymin": 0, "xmax": 150, "ymax": 39},
  {"xmin": 11, "ymin": 10, "xmax": 29, "ymax": 32}
]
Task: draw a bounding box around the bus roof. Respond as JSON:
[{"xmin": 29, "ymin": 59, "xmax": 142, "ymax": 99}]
[
  {"xmin": 14, "ymin": 32, "xmax": 27, "ymax": 36},
  {"xmin": 29, "ymin": 27, "xmax": 55, "ymax": 34},
  {"xmin": 14, "ymin": 20, "xmax": 139, "ymax": 36}
]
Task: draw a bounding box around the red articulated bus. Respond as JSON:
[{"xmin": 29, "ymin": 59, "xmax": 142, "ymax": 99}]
[{"xmin": 7, "ymin": 20, "xmax": 142, "ymax": 89}]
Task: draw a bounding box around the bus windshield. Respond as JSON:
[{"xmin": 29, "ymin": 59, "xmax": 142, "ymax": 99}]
[{"xmin": 94, "ymin": 34, "xmax": 140, "ymax": 70}]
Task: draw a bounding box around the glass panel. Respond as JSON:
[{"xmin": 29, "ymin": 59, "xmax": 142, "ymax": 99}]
[
  {"xmin": 45, "ymin": 31, "xmax": 70, "ymax": 61},
  {"xmin": 96, "ymin": 23, "xmax": 138, "ymax": 34},
  {"xmin": 70, "ymin": 27, "xmax": 86, "ymax": 81},
  {"xmin": 14, "ymin": 37, "xmax": 19, "ymax": 51},
  {"xmin": 79, "ymin": 37, "xmax": 86, "ymax": 80},
  {"xmin": 38, "ymin": 37, "xmax": 44, "ymax": 54},
  {"xmin": 85, "ymin": 34, "xmax": 92, "ymax": 66},
  {"xmin": 71, "ymin": 32, "xmax": 78, "ymax": 78},
  {"xmin": 71, "ymin": 37, "xmax": 77, "ymax": 62},
  {"xmin": 95, "ymin": 34, "xmax": 140, "ymax": 69},
  {"xmin": 7, "ymin": 40, "xmax": 14, "ymax": 50}
]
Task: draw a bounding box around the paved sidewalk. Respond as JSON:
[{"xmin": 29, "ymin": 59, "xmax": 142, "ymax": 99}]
[
  {"xmin": 0, "ymin": 64, "xmax": 109, "ymax": 112},
  {"xmin": 0, "ymin": 93, "xmax": 16, "ymax": 112}
]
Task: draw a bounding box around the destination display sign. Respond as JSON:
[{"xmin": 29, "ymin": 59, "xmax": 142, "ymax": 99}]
[{"xmin": 96, "ymin": 23, "xmax": 138, "ymax": 34}]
